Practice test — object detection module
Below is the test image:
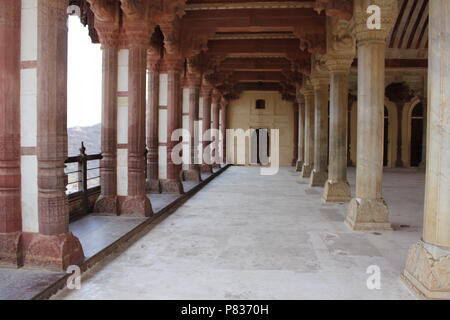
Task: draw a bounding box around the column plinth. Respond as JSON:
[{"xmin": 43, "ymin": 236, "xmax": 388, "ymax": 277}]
[{"xmin": 402, "ymin": 0, "xmax": 450, "ymax": 299}]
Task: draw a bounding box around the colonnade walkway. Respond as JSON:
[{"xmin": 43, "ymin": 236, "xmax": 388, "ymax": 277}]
[{"xmin": 54, "ymin": 166, "xmax": 424, "ymax": 300}]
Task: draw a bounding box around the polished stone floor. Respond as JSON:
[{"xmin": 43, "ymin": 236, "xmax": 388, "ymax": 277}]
[
  {"xmin": 0, "ymin": 171, "xmax": 222, "ymax": 300},
  {"xmin": 53, "ymin": 166, "xmax": 423, "ymax": 300}
]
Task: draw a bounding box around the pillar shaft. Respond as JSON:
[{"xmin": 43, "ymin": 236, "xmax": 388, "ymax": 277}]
[
  {"xmin": 211, "ymin": 91, "xmax": 221, "ymax": 167},
  {"xmin": 296, "ymin": 98, "xmax": 305, "ymax": 171},
  {"xmin": 201, "ymin": 85, "xmax": 213, "ymax": 173},
  {"xmin": 403, "ymin": 0, "xmax": 450, "ymax": 299},
  {"xmin": 0, "ymin": 0, "xmax": 22, "ymax": 266},
  {"xmin": 220, "ymin": 100, "xmax": 227, "ymax": 164},
  {"xmin": 310, "ymin": 79, "xmax": 329, "ymax": 187},
  {"xmin": 146, "ymin": 58, "xmax": 160, "ymax": 192},
  {"xmin": 160, "ymin": 58, "xmax": 184, "ymax": 193},
  {"xmin": 95, "ymin": 47, "xmax": 118, "ymax": 213},
  {"xmin": 323, "ymin": 59, "xmax": 353, "ymax": 203},
  {"xmin": 182, "ymin": 74, "xmax": 202, "ymax": 181},
  {"xmin": 292, "ymin": 103, "xmax": 299, "ymax": 166},
  {"xmin": 301, "ymin": 88, "xmax": 315, "ymax": 178}
]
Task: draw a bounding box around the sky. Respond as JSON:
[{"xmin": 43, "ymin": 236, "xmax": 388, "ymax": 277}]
[{"xmin": 67, "ymin": 16, "xmax": 102, "ymax": 128}]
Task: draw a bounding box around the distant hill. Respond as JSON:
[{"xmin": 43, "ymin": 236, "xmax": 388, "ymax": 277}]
[{"xmin": 68, "ymin": 123, "xmax": 101, "ymax": 156}]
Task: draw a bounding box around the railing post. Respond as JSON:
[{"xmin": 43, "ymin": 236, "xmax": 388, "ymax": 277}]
[{"xmin": 79, "ymin": 142, "xmax": 89, "ymax": 214}]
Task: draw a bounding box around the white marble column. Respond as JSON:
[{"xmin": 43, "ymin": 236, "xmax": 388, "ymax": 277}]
[
  {"xmin": 402, "ymin": 0, "xmax": 450, "ymax": 299},
  {"xmin": 345, "ymin": 0, "xmax": 397, "ymax": 230}
]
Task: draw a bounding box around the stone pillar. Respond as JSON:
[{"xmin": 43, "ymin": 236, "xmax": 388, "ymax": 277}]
[
  {"xmin": 292, "ymin": 103, "xmax": 299, "ymax": 167},
  {"xmin": 146, "ymin": 57, "xmax": 161, "ymax": 193},
  {"xmin": 94, "ymin": 44, "xmax": 119, "ymax": 214},
  {"xmin": 296, "ymin": 95, "xmax": 305, "ymax": 172},
  {"xmin": 310, "ymin": 76, "xmax": 329, "ymax": 187},
  {"xmin": 119, "ymin": 41, "xmax": 153, "ymax": 215},
  {"xmin": 346, "ymin": 0, "xmax": 397, "ymax": 230},
  {"xmin": 220, "ymin": 97, "xmax": 228, "ymax": 165},
  {"xmin": 0, "ymin": 0, "xmax": 22, "ymax": 267},
  {"xmin": 211, "ymin": 90, "xmax": 221, "ymax": 168},
  {"xmin": 323, "ymin": 57, "xmax": 353, "ymax": 202},
  {"xmin": 201, "ymin": 83, "xmax": 213, "ymax": 173},
  {"xmin": 402, "ymin": 0, "xmax": 450, "ymax": 299},
  {"xmin": 160, "ymin": 58, "xmax": 184, "ymax": 194},
  {"xmin": 300, "ymin": 85, "xmax": 315, "ymax": 178},
  {"xmin": 182, "ymin": 72, "xmax": 202, "ymax": 181},
  {"xmin": 24, "ymin": 0, "xmax": 84, "ymax": 269}
]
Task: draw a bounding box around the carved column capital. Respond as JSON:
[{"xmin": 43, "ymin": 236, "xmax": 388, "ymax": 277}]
[
  {"xmin": 160, "ymin": 56, "xmax": 184, "ymax": 72},
  {"xmin": 211, "ymin": 89, "xmax": 222, "ymax": 105},
  {"xmin": 201, "ymin": 80, "xmax": 214, "ymax": 97},
  {"xmin": 147, "ymin": 55, "xmax": 161, "ymax": 72},
  {"xmin": 352, "ymin": 0, "xmax": 398, "ymax": 42},
  {"xmin": 325, "ymin": 55, "xmax": 354, "ymax": 74},
  {"xmin": 186, "ymin": 72, "xmax": 202, "ymax": 89}
]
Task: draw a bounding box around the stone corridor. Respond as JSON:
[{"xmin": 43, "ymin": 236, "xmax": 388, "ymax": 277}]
[{"xmin": 54, "ymin": 166, "xmax": 423, "ymax": 300}]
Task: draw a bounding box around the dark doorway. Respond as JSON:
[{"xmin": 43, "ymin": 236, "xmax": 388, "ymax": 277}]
[
  {"xmin": 410, "ymin": 103, "xmax": 424, "ymax": 167},
  {"xmin": 252, "ymin": 129, "xmax": 270, "ymax": 165},
  {"xmin": 383, "ymin": 107, "xmax": 389, "ymax": 167}
]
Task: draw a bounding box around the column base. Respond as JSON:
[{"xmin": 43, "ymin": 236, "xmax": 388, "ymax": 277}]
[
  {"xmin": 201, "ymin": 164, "xmax": 213, "ymax": 174},
  {"xmin": 345, "ymin": 198, "xmax": 392, "ymax": 231},
  {"xmin": 146, "ymin": 179, "xmax": 161, "ymax": 194},
  {"xmin": 0, "ymin": 232, "xmax": 22, "ymax": 267},
  {"xmin": 417, "ymin": 161, "xmax": 426, "ymax": 172},
  {"xmin": 119, "ymin": 196, "xmax": 153, "ymax": 217},
  {"xmin": 323, "ymin": 180, "xmax": 351, "ymax": 203},
  {"xmin": 301, "ymin": 164, "xmax": 313, "ymax": 178},
  {"xmin": 22, "ymin": 232, "xmax": 84, "ymax": 271},
  {"xmin": 93, "ymin": 195, "xmax": 118, "ymax": 215},
  {"xmin": 310, "ymin": 170, "xmax": 327, "ymax": 187},
  {"xmin": 295, "ymin": 160, "xmax": 303, "ymax": 172},
  {"xmin": 182, "ymin": 169, "xmax": 202, "ymax": 182},
  {"xmin": 160, "ymin": 179, "xmax": 184, "ymax": 194},
  {"xmin": 402, "ymin": 241, "xmax": 450, "ymax": 299}
]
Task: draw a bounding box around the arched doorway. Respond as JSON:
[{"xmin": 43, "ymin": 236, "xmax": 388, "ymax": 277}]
[{"xmin": 409, "ymin": 103, "xmax": 424, "ymax": 167}]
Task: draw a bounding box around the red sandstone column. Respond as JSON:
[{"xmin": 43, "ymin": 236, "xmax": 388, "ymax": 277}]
[
  {"xmin": 25, "ymin": 0, "xmax": 84, "ymax": 270},
  {"xmin": 0, "ymin": 0, "xmax": 22, "ymax": 267},
  {"xmin": 120, "ymin": 42, "xmax": 153, "ymax": 215},
  {"xmin": 146, "ymin": 56, "xmax": 161, "ymax": 193},
  {"xmin": 220, "ymin": 97, "xmax": 228, "ymax": 165},
  {"xmin": 201, "ymin": 83, "xmax": 213, "ymax": 173},
  {"xmin": 160, "ymin": 58, "xmax": 184, "ymax": 193},
  {"xmin": 94, "ymin": 44, "xmax": 119, "ymax": 214},
  {"xmin": 182, "ymin": 73, "xmax": 202, "ymax": 181},
  {"xmin": 211, "ymin": 90, "xmax": 221, "ymax": 168}
]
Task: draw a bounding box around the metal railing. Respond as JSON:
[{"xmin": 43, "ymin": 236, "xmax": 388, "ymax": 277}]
[{"xmin": 65, "ymin": 142, "xmax": 102, "ymax": 217}]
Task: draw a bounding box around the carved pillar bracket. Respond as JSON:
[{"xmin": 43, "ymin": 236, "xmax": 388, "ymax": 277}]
[{"xmin": 345, "ymin": 0, "xmax": 398, "ymax": 230}]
